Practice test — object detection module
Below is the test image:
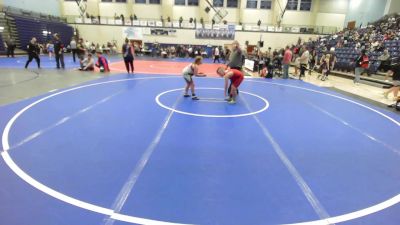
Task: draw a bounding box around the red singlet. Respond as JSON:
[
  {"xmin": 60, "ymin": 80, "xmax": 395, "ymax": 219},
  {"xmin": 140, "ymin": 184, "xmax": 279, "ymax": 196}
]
[{"xmin": 229, "ymin": 69, "xmax": 244, "ymax": 88}]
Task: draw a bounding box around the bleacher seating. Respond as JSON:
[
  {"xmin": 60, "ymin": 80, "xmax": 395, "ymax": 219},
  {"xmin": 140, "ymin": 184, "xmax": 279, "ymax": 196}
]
[
  {"xmin": 313, "ymin": 41, "xmax": 400, "ymax": 74},
  {"xmin": 10, "ymin": 14, "xmax": 73, "ymax": 50},
  {"xmin": 0, "ymin": 35, "xmax": 5, "ymax": 53},
  {"xmin": 304, "ymin": 13, "xmax": 400, "ymax": 81}
]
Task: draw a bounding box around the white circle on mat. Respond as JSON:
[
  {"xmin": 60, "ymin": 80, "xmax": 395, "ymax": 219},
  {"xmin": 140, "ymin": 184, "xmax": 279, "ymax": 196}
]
[
  {"xmin": 0, "ymin": 76, "xmax": 399, "ymax": 225},
  {"xmin": 156, "ymin": 87, "xmax": 269, "ymax": 118}
]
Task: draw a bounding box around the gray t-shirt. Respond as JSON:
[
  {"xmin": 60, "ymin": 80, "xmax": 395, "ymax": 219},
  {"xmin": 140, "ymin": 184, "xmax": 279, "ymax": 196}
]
[{"xmin": 228, "ymin": 48, "xmax": 243, "ymax": 68}]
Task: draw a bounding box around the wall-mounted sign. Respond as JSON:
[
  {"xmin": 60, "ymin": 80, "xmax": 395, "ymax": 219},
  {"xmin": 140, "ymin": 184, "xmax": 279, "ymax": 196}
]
[
  {"xmin": 195, "ymin": 26, "xmax": 235, "ymax": 40},
  {"xmin": 123, "ymin": 27, "xmax": 143, "ymax": 40},
  {"xmin": 148, "ymin": 28, "xmax": 177, "ymax": 36},
  {"xmin": 156, "ymin": 21, "xmax": 163, "ymax": 27},
  {"xmin": 139, "ymin": 20, "xmax": 147, "ymax": 26}
]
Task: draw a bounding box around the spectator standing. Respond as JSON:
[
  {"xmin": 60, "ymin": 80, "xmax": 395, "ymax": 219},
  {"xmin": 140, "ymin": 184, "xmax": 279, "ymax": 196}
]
[
  {"xmin": 25, "ymin": 37, "xmax": 41, "ymax": 69},
  {"xmin": 5, "ymin": 38, "xmax": 16, "ymax": 58},
  {"xmin": 70, "ymin": 38, "xmax": 78, "ymax": 62},
  {"xmin": 46, "ymin": 41, "xmax": 54, "ymax": 59},
  {"xmin": 179, "ymin": 17, "xmax": 183, "ymax": 28},
  {"xmin": 282, "ymin": 46, "xmax": 292, "ymax": 79},
  {"xmin": 214, "ymin": 46, "xmax": 220, "ymax": 63},
  {"xmin": 225, "ymin": 48, "xmax": 231, "ymax": 64},
  {"xmin": 308, "ymin": 48, "xmax": 317, "ymax": 75},
  {"xmin": 77, "ymin": 38, "xmax": 86, "ymax": 61},
  {"xmin": 54, "ymin": 34, "xmax": 65, "ymax": 69},
  {"xmin": 122, "ymin": 39, "xmax": 135, "ymax": 74},
  {"xmin": 299, "ymin": 46, "xmax": 310, "ymax": 80},
  {"xmin": 188, "ymin": 46, "xmax": 193, "ymax": 58},
  {"xmin": 227, "ymin": 40, "xmax": 244, "ymax": 70},
  {"xmin": 354, "ymin": 49, "xmax": 369, "ymax": 84},
  {"xmin": 318, "ymin": 53, "xmax": 329, "ymax": 80},
  {"xmin": 121, "ymin": 14, "xmax": 125, "ymax": 25}
]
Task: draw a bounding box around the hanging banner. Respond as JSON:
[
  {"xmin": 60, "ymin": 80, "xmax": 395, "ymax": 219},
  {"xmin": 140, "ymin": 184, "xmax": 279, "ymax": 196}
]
[
  {"xmin": 195, "ymin": 25, "xmax": 235, "ymax": 40},
  {"xmin": 123, "ymin": 27, "xmax": 143, "ymax": 40},
  {"xmin": 149, "ymin": 28, "xmax": 177, "ymax": 36}
]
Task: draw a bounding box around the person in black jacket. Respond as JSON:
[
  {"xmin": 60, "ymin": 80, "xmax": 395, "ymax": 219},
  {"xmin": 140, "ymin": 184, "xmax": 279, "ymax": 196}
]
[
  {"xmin": 122, "ymin": 38, "xmax": 134, "ymax": 74},
  {"xmin": 5, "ymin": 38, "xmax": 16, "ymax": 58},
  {"xmin": 25, "ymin": 37, "xmax": 41, "ymax": 69},
  {"xmin": 54, "ymin": 34, "xmax": 65, "ymax": 69}
]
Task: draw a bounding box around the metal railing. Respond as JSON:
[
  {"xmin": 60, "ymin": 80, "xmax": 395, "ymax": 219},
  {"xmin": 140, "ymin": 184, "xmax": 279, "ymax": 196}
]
[{"xmin": 65, "ymin": 15, "xmax": 339, "ymax": 35}]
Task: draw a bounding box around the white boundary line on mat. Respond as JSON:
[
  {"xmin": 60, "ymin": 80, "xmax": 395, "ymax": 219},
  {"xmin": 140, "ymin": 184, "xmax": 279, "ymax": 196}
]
[
  {"xmin": 1, "ymin": 77, "xmax": 399, "ymax": 225},
  {"xmin": 155, "ymin": 87, "xmax": 269, "ymax": 118}
]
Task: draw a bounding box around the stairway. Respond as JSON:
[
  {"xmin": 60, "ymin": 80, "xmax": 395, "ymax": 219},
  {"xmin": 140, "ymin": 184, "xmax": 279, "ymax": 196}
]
[
  {"xmin": 5, "ymin": 15, "xmax": 20, "ymax": 47},
  {"xmin": 0, "ymin": 13, "xmax": 26, "ymax": 55}
]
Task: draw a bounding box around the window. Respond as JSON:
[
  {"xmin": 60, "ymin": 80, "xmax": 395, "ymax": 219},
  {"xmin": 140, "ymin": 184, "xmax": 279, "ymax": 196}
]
[
  {"xmin": 286, "ymin": 0, "xmax": 298, "ymax": 10},
  {"xmin": 213, "ymin": 0, "xmax": 223, "ymax": 7},
  {"xmin": 115, "ymin": 0, "xmax": 127, "ymax": 2},
  {"xmin": 227, "ymin": 0, "xmax": 238, "ymax": 8},
  {"xmin": 101, "ymin": 0, "xmax": 112, "ymax": 2},
  {"xmin": 246, "ymin": 0, "xmax": 257, "ymax": 8},
  {"xmin": 188, "ymin": 0, "xmax": 199, "ymax": 6},
  {"xmin": 260, "ymin": 0, "xmax": 271, "ymax": 9},
  {"xmin": 300, "ymin": 0, "xmax": 312, "ymax": 11},
  {"xmin": 175, "ymin": 0, "xmax": 185, "ymax": 5},
  {"xmin": 135, "ymin": 0, "xmax": 146, "ymax": 3},
  {"xmin": 149, "ymin": 0, "xmax": 161, "ymax": 4}
]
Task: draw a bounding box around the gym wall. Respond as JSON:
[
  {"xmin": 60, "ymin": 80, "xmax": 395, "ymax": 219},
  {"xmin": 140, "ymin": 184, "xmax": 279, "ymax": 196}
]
[
  {"xmin": 345, "ymin": 0, "xmax": 389, "ymax": 27},
  {"xmin": 73, "ymin": 24, "xmax": 317, "ymax": 50},
  {"xmin": 3, "ymin": 0, "xmax": 61, "ymax": 16},
  {"xmin": 61, "ymin": 0, "xmax": 349, "ymax": 29},
  {"xmin": 386, "ymin": 0, "xmax": 400, "ymax": 15}
]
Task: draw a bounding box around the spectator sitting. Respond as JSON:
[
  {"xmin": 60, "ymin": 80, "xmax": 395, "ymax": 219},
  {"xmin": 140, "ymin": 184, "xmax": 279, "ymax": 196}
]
[
  {"xmin": 371, "ymin": 40, "xmax": 380, "ymax": 51},
  {"xmin": 201, "ymin": 49, "xmax": 208, "ymax": 58},
  {"xmin": 378, "ymin": 49, "xmax": 391, "ymax": 72},
  {"xmin": 112, "ymin": 43, "xmax": 118, "ymax": 54},
  {"xmin": 102, "ymin": 44, "xmax": 110, "ymax": 54},
  {"xmin": 79, "ymin": 53, "xmax": 95, "ymax": 71},
  {"xmin": 89, "ymin": 43, "xmax": 96, "ymax": 54},
  {"xmin": 161, "ymin": 48, "xmax": 167, "ymax": 58}
]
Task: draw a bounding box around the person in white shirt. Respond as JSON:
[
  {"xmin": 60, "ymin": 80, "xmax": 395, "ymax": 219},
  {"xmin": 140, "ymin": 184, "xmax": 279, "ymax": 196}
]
[
  {"xmin": 188, "ymin": 46, "xmax": 193, "ymax": 58},
  {"xmin": 214, "ymin": 46, "xmax": 220, "ymax": 63},
  {"xmin": 70, "ymin": 38, "xmax": 77, "ymax": 62},
  {"xmin": 299, "ymin": 45, "xmax": 310, "ymax": 80},
  {"xmin": 79, "ymin": 53, "xmax": 95, "ymax": 71}
]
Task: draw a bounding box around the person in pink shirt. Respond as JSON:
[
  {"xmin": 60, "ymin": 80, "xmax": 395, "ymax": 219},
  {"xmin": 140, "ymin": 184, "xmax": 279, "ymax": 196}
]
[{"xmin": 282, "ymin": 46, "xmax": 292, "ymax": 79}]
